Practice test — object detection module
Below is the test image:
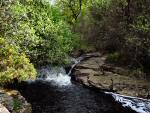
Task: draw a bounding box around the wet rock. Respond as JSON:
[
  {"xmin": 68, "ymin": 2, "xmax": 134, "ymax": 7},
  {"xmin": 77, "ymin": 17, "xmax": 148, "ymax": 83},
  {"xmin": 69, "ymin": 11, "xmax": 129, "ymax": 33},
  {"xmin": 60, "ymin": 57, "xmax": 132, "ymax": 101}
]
[
  {"xmin": 73, "ymin": 52, "xmax": 150, "ymax": 99},
  {"xmin": 0, "ymin": 88, "xmax": 32, "ymax": 113}
]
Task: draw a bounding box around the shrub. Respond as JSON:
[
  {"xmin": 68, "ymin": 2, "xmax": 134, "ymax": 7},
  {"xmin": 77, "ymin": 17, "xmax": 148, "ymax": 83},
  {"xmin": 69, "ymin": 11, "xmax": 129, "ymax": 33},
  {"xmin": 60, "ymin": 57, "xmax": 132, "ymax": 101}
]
[
  {"xmin": 107, "ymin": 52, "xmax": 121, "ymax": 63},
  {"xmin": 0, "ymin": 38, "xmax": 36, "ymax": 85}
]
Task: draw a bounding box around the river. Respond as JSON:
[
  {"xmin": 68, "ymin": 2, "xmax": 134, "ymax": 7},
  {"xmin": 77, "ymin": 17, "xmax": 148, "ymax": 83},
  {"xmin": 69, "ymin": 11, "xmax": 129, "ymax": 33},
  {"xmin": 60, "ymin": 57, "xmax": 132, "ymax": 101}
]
[
  {"xmin": 16, "ymin": 65, "xmax": 135, "ymax": 113},
  {"xmin": 17, "ymin": 59, "xmax": 150, "ymax": 113}
]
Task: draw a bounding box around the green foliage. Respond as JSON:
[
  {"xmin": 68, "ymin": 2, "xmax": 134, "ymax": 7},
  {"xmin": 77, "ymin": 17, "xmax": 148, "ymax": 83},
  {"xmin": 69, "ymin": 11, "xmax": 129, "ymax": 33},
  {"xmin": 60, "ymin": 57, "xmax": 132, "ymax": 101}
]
[
  {"xmin": 56, "ymin": 0, "xmax": 89, "ymax": 24},
  {"xmin": 107, "ymin": 52, "xmax": 121, "ymax": 63},
  {"xmin": 129, "ymin": 68, "xmax": 146, "ymax": 79},
  {"xmin": 0, "ymin": 0, "xmax": 81, "ymax": 84},
  {"xmin": 131, "ymin": 16, "xmax": 150, "ymax": 32},
  {"xmin": 0, "ymin": 37, "xmax": 36, "ymax": 84},
  {"xmin": 1, "ymin": 0, "xmax": 149, "ymax": 82},
  {"xmin": 1, "ymin": 0, "xmax": 80, "ymax": 65},
  {"xmin": 13, "ymin": 98, "xmax": 22, "ymax": 113},
  {"xmin": 56, "ymin": 0, "xmax": 150, "ymax": 78},
  {"xmin": 78, "ymin": 41, "xmax": 96, "ymax": 53},
  {"xmin": 71, "ymin": 0, "xmax": 150, "ymax": 68}
]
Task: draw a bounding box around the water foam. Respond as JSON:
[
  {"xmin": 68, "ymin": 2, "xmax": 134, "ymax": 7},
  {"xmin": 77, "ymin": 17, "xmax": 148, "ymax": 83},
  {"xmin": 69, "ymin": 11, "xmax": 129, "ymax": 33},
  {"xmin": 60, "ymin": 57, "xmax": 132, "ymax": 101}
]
[
  {"xmin": 105, "ymin": 92, "xmax": 150, "ymax": 113},
  {"xmin": 37, "ymin": 66, "xmax": 71, "ymax": 86}
]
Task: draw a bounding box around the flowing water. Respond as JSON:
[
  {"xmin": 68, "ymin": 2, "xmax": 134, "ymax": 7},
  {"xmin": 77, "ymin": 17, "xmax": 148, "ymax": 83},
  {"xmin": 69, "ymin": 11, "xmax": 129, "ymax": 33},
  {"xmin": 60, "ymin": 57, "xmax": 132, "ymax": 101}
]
[
  {"xmin": 20, "ymin": 81, "xmax": 120, "ymax": 113},
  {"xmin": 18, "ymin": 58, "xmax": 150, "ymax": 113}
]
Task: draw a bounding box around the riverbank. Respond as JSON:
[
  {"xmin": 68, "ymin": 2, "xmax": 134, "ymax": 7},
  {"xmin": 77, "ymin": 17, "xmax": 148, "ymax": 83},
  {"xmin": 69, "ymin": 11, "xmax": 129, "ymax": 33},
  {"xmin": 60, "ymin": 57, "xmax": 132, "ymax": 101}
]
[
  {"xmin": 72, "ymin": 52, "xmax": 150, "ymax": 113},
  {"xmin": 72, "ymin": 52, "xmax": 150, "ymax": 99},
  {"xmin": 0, "ymin": 87, "xmax": 32, "ymax": 113}
]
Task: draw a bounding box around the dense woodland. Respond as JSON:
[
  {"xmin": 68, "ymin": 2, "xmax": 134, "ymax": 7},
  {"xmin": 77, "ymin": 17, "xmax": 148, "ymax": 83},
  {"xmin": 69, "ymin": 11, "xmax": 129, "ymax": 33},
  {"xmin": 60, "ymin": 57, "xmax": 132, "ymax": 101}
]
[{"xmin": 0, "ymin": 0, "xmax": 150, "ymax": 84}]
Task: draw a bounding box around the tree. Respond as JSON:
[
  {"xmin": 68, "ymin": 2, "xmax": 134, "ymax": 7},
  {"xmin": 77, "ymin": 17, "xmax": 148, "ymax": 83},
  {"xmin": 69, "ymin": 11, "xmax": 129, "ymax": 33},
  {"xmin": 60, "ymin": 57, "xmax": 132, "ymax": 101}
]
[
  {"xmin": 56, "ymin": 0, "xmax": 87, "ymax": 24},
  {"xmin": 1, "ymin": 0, "xmax": 80, "ymax": 65}
]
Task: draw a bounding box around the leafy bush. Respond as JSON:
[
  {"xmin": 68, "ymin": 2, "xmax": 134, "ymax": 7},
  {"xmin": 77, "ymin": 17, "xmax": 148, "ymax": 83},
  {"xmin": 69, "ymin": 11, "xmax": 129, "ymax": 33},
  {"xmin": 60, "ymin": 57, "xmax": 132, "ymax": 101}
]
[
  {"xmin": 0, "ymin": 38, "xmax": 36, "ymax": 84},
  {"xmin": 1, "ymin": 0, "xmax": 80, "ymax": 65}
]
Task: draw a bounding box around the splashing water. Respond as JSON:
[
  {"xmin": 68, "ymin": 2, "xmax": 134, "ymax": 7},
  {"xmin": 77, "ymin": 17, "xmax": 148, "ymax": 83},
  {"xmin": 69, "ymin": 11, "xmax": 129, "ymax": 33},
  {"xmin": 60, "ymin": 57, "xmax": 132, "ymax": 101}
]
[
  {"xmin": 36, "ymin": 57, "xmax": 83, "ymax": 86},
  {"xmin": 67, "ymin": 57, "xmax": 83, "ymax": 76},
  {"xmin": 37, "ymin": 66, "xmax": 71, "ymax": 86}
]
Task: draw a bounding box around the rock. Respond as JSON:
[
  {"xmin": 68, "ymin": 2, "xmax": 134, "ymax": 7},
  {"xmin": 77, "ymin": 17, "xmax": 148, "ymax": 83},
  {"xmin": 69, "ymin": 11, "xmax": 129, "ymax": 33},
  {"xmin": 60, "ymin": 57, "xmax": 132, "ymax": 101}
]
[
  {"xmin": 73, "ymin": 52, "xmax": 150, "ymax": 99},
  {"xmin": 75, "ymin": 56, "xmax": 106, "ymax": 71},
  {"xmin": 0, "ymin": 104, "xmax": 10, "ymax": 113},
  {"xmin": 83, "ymin": 52, "xmax": 102, "ymax": 58},
  {"xmin": 0, "ymin": 91, "xmax": 13, "ymax": 111},
  {"xmin": 0, "ymin": 88, "xmax": 32, "ymax": 113},
  {"xmin": 74, "ymin": 68, "xmax": 99, "ymax": 77},
  {"xmin": 101, "ymin": 64, "xmax": 129, "ymax": 75},
  {"xmin": 88, "ymin": 75, "xmax": 113, "ymax": 90}
]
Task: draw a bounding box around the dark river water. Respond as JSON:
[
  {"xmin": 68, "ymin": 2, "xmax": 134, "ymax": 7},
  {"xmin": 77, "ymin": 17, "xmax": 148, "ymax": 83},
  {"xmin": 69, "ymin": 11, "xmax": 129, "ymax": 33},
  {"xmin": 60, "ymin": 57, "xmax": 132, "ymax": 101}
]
[
  {"xmin": 18, "ymin": 80, "xmax": 125, "ymax": 113},
  {"xmin": 16, "ymin": 65, "xmax": 149, "ymax": 113}
]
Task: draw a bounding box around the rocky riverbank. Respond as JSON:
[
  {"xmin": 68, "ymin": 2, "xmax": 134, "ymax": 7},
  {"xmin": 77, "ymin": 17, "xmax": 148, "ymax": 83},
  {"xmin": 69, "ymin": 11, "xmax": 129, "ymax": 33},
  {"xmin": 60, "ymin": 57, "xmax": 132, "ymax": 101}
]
[
  {"xmin": 0, "ymin": 87, "xmax": 32, "ymax": 113},
  {"xmin": 72, "ymin": 52, "xmax": 150, "ymax": 99}
]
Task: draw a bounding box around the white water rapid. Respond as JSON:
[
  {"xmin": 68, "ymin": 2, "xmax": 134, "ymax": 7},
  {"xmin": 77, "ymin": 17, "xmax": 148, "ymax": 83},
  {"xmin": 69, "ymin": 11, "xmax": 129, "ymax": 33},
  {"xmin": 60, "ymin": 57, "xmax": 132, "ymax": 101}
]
[
  {"xmin": 36, "ymin": 57, "xmax": 83, "ymax": 86},
  {"xmin": 37, "ymin": 66, "xmax": 71, "ymax": 86},
  {"xmin": 106, "ymin": 92, "xmax": 150, "ymax": 113}
]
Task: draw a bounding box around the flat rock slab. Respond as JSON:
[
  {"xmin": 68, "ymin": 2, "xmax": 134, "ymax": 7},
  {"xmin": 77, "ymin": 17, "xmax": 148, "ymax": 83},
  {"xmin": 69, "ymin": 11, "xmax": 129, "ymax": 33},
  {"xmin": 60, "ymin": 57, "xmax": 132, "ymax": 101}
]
[
  {"xmin": 76, "ymin": 57, "xmax": 106, "ymax": 70},
  {"xmin": 73, "ymin": 53, "xmax": 150, "ymax": 99}
]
